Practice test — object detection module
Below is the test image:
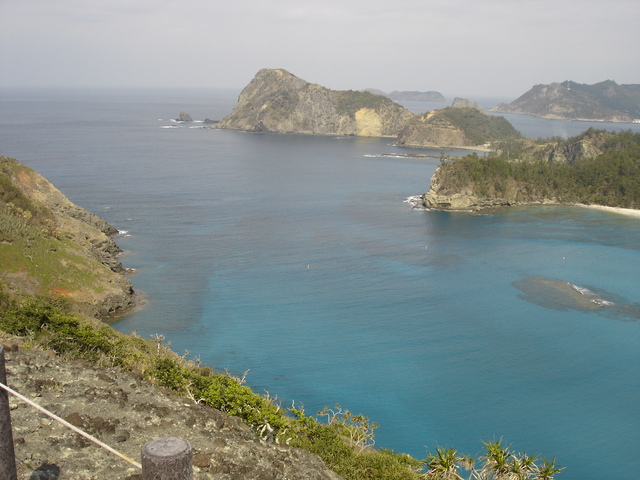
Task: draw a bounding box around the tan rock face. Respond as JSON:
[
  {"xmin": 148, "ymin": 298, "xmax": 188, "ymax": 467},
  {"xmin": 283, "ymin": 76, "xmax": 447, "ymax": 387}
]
[{"xmin": 354, "ymin": 108, "xmax": 382, "ymax": 137}]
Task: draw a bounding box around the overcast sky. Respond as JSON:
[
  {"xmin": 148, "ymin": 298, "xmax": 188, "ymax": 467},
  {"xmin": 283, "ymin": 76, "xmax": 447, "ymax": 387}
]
[{"xmin": 1, "ymin": 0, "xmax": 638, "ymax": 99}]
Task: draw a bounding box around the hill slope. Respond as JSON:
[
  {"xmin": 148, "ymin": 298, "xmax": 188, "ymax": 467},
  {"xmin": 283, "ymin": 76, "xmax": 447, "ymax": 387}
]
[
  {"xmin": 0, "ymin": 156, "xmax": 134, "ymax": 318},
  {"xmin": 215, "ymin": 69, "xmax": 415, "ymax": 137},
  {"xmin": 394, "ymin": 107, "xmax": 521, "ymax": 149},
  {"xmin": 492, "ymin": 80, "xmax": 640, "ymax": 122},
  {"xmin": 422, "ymin": 129, "xmax": 640, "ymax": 210}
]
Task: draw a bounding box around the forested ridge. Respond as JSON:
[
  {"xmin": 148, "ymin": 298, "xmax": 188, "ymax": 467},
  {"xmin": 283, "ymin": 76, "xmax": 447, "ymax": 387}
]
[{"xmin": 434, "ymin": 129, "xmax": 640, "ymax": 209}]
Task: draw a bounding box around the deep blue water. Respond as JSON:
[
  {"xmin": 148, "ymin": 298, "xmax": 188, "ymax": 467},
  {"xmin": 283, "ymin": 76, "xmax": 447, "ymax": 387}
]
[{"xmin": 2, "ymin": 88, "xmax": 640, "ymax": 480}]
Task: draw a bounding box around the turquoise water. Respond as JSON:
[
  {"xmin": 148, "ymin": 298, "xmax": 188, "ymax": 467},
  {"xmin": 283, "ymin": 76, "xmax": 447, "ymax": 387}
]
[{"xmin": 2, "ymin": 88, "xmax": 640, "ymax": 479}]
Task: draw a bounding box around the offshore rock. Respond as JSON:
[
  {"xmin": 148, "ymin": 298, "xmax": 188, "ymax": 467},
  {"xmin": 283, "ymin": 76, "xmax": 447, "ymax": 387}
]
[
  {"xmin": 215, "ymin": 69, "xmax": 415, "ymax": 137},
  {"xmin": 178, "ymin": 111, "xmax": 193, "ymax": 122}
]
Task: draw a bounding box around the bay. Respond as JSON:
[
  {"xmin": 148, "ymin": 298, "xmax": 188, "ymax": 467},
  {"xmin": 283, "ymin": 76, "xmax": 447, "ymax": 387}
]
[{"xmin": 1, "ymin": 88, "xmax": 640, "ymax": 480}]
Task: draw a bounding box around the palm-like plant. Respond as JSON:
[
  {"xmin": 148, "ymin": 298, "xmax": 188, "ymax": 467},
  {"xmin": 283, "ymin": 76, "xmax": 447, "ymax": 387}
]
[
  {"xmin": 536, "ymin": 457, "xmax": 564, "ymax": 480},
  {"xmin": 509, "ymin": 453, "xmax": 538, "ymax": 480},
  {"xmin": 480, "ymin": 440, "xmax": 513, "ymax": 479},
  {"xmin": 424, "ymin": 447, "xmax": 464, "ymax": 480}
]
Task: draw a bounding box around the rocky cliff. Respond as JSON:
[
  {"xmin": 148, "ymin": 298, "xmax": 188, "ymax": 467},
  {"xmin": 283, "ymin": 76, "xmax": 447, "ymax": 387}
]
[
  {"xmin": 492, "ymin": 80, "xmax": 640, "ymax": 122},
  {"xmin": 421, "ymin": 165, "xmax": 517, "ymax": 210},
  {"xmin": 215, "ymin": 69, "xmax": 415, "ymax": 137},
  {"xmin": 0, "ymin": 156, "xmax": 134, "ymax": 319}
]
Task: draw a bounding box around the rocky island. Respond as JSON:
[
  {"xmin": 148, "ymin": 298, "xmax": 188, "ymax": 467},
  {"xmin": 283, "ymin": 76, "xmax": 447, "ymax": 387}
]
[
  {"xmin": 215, "ymin": 69, "xmax": 414, "ymax": 137},
  {"xmin": 421, "ymin": 129, "xmax": 640, "ymax": 211},
  {"xmin": 215, "ymin": 69, "xmax": 522, "ymax": 152},
  {"xmin": 492, "ymin": 80, "xmax": 640, "ymax": 123}
]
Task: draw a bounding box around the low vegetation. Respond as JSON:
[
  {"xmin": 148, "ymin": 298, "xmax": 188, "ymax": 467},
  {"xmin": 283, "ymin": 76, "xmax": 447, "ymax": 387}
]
[
  {"xmin": 335, "ymin": 90, "xmax": 394, "ymax": 117},
  {"xmin": 0, "ymin": 156, "xmax": 116, "ymax": 298},
  {"xmin": 436, "ymin": 129, "xmax": 640, "ymax": 208}
]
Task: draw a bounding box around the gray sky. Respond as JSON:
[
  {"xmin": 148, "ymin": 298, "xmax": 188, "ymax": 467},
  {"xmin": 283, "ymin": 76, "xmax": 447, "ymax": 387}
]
[{"xmin": 1, "ymin": 0, "xmax": 638, "ymax": 99}]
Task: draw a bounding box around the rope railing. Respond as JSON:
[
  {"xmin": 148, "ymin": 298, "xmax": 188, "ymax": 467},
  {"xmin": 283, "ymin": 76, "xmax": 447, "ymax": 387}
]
[
  {"xmin": 0, "ymin": 346, "xmax": 193, "ymax": 480},
  {"xmin": 0, "ymin": 380, "xmax": 143, "ymax": 469}
]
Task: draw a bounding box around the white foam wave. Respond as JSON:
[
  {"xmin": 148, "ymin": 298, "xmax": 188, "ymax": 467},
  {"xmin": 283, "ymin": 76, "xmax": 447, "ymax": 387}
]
[
  {"xmin": 404, "ymin": 195, "xmax": 427, "ymax": 210},
  {"xmin": 567, "ymin": 282, "xmax": 615, "ymax": 307},
  {"xmin": 568, "ymin": 283, "xmax": 592, "ymax": 296}
]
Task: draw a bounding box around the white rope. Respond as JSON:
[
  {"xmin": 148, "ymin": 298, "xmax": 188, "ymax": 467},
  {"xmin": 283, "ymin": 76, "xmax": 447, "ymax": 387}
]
[{"xmin": 0, "ymin": 381, "xmax": 142, "ymax": 469}]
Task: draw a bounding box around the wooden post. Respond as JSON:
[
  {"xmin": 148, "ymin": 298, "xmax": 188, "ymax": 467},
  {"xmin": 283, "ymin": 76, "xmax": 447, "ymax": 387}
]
[
  {"xmin": 141, "ymin": 437, "xmax": 192, "ymax": 480},
  {"xmin": 0, "ymin": 346, "xmax": 17, "ymax": 480}
]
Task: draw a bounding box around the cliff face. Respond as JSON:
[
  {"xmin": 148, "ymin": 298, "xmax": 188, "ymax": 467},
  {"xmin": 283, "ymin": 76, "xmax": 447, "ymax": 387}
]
[
  {"xmin": 492, "ymin": 80, "xmax": 640, "ymax": 122},
  {"xmin": 0, "ymin": 156, "xmax": 134, "ymax": 319},
  {"xmin": 215, "ymin": 69, "xmax": 415, "ymax": 137},
  {"xmin": 421, "ymin": 166, "xmax": 517, "ymax": 210}
]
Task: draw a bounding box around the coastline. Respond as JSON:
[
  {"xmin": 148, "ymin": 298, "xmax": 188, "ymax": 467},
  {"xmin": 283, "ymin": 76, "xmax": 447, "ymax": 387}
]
[{"xmin": 575, "ymin": 203, "xmax": 640, "ymax": 218}]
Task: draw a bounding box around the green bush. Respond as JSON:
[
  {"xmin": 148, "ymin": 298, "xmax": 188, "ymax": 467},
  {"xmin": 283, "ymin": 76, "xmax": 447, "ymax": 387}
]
[{"xmin": 335, "ymin": 91, "xmax": 392, "ymax": 117}]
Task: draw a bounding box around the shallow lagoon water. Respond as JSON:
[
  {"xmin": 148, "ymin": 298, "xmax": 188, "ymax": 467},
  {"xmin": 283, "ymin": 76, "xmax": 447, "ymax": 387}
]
[{"xmin": 1, "ymin": 88, "xmax": 640, "ymax": 479}]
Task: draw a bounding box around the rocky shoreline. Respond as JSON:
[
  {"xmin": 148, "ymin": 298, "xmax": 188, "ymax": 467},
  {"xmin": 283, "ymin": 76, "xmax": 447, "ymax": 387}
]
[{"xmin": 2, "ymin": 339, "xmax": 343, "ymax": 480}]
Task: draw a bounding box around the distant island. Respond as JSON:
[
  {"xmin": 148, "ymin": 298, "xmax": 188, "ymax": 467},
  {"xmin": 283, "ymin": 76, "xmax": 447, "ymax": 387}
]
[
  {"xmin": 492, "ymin": 80, "xmax": 640, "ymax": 123},
  {"xmin": 421, "ymin": 129, "xmax": 640, "ymax": 211},
  {"xmin": 364, "ymin": 89, "xmax": 446, "ymax": 102},
  {"xmin": 215, "ymin": 69, "xmax": 517, "ymax": 150}
]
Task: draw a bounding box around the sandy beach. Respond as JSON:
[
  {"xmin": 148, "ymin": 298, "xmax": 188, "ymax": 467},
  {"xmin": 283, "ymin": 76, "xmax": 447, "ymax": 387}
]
[{"xmin": 576, "ymin": 204, "xmax": 640, "ymax": 218}]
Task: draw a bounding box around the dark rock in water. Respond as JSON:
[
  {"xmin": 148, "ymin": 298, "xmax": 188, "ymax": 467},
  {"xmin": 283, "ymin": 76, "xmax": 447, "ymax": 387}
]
[
  {"xmin": 203, "ymin": 118, "xmax": 218, "ymax": 125},
  {"xmin": 178, "ymin": 111, "xmax": 193, "ymax": 122},
  {"xmin": 512, "ymin": 276, "xmax": 640, "ymax": 321}
]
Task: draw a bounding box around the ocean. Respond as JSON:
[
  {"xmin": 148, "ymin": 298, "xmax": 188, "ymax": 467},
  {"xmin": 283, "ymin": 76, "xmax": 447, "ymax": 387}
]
[{"xmin": 1, "ymin": 87, "xmax": 640, "ymax": 480}]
